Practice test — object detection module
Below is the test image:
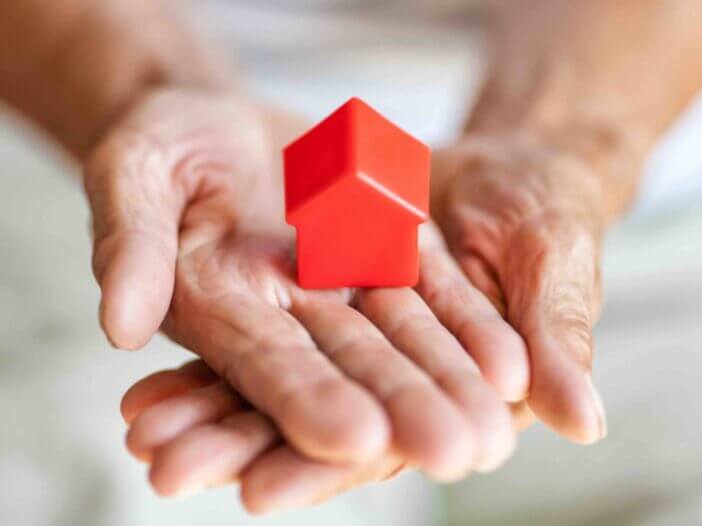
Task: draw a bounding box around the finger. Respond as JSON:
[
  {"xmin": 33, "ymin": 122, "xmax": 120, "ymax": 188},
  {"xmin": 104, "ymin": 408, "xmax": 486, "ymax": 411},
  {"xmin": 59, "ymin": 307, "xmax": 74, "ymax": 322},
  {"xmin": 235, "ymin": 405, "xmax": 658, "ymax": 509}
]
[
  {"xmin": 509, "ymin": 401, "xmax": 537, "ymax": 431},
  {"xmin": 84, "ymin": 135, "xmax": 185, "ymax": 350},
  {"xmin": 356, "ymin": 288, "xmax": 515, "ymax": 473},
  {"xmin": 291, "ymin": 295, "xmax": 473, "ymax": 481},
  {"xmin": 149, "ymin": 412, "xmax": 277, "ymax": 497},
  {"xmin": 126, "ymin": 382, "xmax": 242, "ymax": 461},
  {"xmin": 241, "ymin": 446, "xmax": 403, "ymax": 514},
  {"xmin": 459, "ymin": 253, "xmax": 507, "ymax": 316},
  {"xmin": 121, "ymin": 361, "xmax": 218, "ymax": 423},
  {"xmin": 172, "ymin": 293, "xmax": 390, "ymax": 464},
  {"xmin": 504, "ymin": 217, "xmax": 606, "ymax": 444},
  {"xmin": 416, "ymin": 235, "xmax": 530, "ymax": 402}
]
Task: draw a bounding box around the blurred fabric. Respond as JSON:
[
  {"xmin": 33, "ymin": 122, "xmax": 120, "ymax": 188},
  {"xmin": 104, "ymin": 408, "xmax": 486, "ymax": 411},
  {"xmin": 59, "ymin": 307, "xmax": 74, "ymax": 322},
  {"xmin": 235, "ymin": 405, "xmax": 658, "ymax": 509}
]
[{"xmin": 1, "ymin": 2, "xmax": 701, "ymax": 525}]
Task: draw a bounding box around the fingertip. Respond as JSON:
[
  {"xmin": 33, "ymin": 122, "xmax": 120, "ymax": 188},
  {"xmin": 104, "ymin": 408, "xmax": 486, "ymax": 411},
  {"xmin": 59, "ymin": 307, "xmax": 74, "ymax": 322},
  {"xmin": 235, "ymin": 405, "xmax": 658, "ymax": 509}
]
[
  {"xmin": 417, "ymin": 412, "xmax": 474, "ymax": 482},
  {"xmin": 241, "ymin": 447, "xmax": 404, "ymax": 513},
  {"xmin": 148, "ymin": 465, "xmax": 178, "ymax": 498},
  {"xmin": 96, "ymin": 237, "xmax": 176, "ymax": 350},
  {"xmin": 240, "ymin": 447, "xmax": 344, "ymax": 515},
  {"xmin": 241, "ymin": 483, "xmax": 278, "ymax": 515},
  {"xmin": 283, "ymin": 380, "xmax": 390, "ymax": 463},
  {"xmin": 483, "ymin": 340, "xmax": 530, "ymax": 404},
  {"xmin": 530, "ymin": 369, "xmax": 607, "ymax": 445},
  {"xmin": 148, "ymin": 468, "xmax": 204, "ymax": 500},
  {"xmin": 568, "ymin": 377, "xmax": 607, "ymax": 445},
  {"xmin": 468, "ymin": 325, "xmax": 530, "ymax": 403},
  {"xmin": 509, "ymin": 401, "xmax": 537, "ymax": 432},
  {"xmin": 589, "ymin": 379, "xmax": 608, "ymax": 440},
  {"xmin": 120, "ymin": 364, "xmax": 218, "ymax": 424},
  {"xmin": 99, "ymin": 293, "xmax": 156, "ymax": 351},
  {"xmin": 125, "ymin": 383, "xmax": 240, "ymax": 460},
  {"xmin": 120, "ymin": 396, "xmax": 140, "ymax": 424},
  {"xmin": 392, "ymin": 393, "xmax": 474, "ymax": 482},
  {"xmin": 471, "ymin": 403, "xmax": 516, "ymax": 473},
  {"xmin": 442, "ymin": 369, "xmax": 517, "ymax": 474},
  {"xmin": 149, "ymin": 415, "xmax": 277, "ymax": 501},
  {"xmin": 125, "ymin": 429, "xmax": 153, "ymax": 463},
  {"xmin": 125, "ymin": 418, "xmax": 152, "ymax": 460},
  {"xmin": 423, "ymin": 437, "xmax": 474, "ymax": 483},
  {"xmin": 148, "ymin": 450, "xmax": 202, "ymax": 499},
  {"xmin": 240, "ymin": 449, "xmax": 300, "ymax": 515},
  {"xmin": 120, "ymin": 371, "xmax": 166, "ymax": 424},
  {"xmin": 474, "ymin": 439, "xmax": 516, "ymax": 474}
]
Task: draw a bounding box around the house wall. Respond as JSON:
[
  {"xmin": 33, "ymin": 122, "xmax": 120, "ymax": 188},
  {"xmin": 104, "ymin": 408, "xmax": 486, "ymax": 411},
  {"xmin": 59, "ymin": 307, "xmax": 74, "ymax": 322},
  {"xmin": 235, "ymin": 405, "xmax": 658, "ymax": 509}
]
[{"xmin": 295, "ymin": 175, "xmax": 420, "ymax": 289}]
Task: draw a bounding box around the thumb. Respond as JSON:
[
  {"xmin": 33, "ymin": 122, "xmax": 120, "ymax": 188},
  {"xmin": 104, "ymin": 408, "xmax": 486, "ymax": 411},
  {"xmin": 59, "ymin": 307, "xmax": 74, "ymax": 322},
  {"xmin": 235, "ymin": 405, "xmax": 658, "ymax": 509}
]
[
  {"xmin": 84, "ymin": 134, "xmax": 185, "ymax": 350},
  {"xmin": 503, "ymin": 214, "xmax": 606, "ymax": 444}
]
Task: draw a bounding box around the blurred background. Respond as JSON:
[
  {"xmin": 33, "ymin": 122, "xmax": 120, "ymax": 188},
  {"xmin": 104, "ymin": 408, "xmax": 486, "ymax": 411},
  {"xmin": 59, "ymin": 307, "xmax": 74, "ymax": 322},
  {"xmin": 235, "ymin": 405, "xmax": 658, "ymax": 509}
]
[{"xmin": 1, "ymin": 2, "xmax": 701, "ymax": 525}]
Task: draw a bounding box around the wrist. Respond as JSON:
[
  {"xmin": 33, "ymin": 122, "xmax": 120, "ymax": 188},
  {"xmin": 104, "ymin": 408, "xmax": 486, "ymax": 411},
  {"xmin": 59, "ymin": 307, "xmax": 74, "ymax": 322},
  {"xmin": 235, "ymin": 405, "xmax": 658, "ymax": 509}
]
[
  {"xmin": 0, "ymin": 0, "xmax": 232, "ymax": 161},
  {"xmin": 65, "ymin": 2, "xmax": 234, "ymax": 160},
  {"xmin": 76, "ymin": 69, "xmax": 230, "ymax": 163},
  {"xmin": 438, "ymin": 115, "xmax": 648, "ymax": 226},
  {"xmin": 432, "ymin": 133, "xmax": 609, "ymax": 238}
]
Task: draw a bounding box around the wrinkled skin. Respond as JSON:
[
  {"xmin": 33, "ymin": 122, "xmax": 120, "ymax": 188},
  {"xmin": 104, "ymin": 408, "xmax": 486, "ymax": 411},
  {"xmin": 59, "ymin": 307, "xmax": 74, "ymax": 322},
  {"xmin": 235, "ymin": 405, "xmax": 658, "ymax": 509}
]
[
  {"xmin": 122, "ymin": 360, "xmax": 536, "ymax": 512},
  {"xmin": 433, "ymin": 137, "xmax": 607, "ymax": 443},
  {"xmin": 103, "ymin": 89, "xmax": 608, "ymax": 512},
  {"xmin": 86, "ymin": 89, "xmax": 526, "ymax": 487},
  {"xmin": 3, "ymin": 0, "xmax": 699, "ymax": 516}
]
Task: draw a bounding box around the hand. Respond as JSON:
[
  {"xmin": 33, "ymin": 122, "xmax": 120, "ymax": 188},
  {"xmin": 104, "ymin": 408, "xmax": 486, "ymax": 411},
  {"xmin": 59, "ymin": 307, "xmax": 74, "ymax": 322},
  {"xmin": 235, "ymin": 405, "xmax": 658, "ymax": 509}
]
[
  {"xmin": 431, "ymin": 135, "xmax": 609, "ymax": 443},
  {"xmin": 86, "ymin": 88, "xmax": 524, "ymax": 481},
  {"xmin": 120, "ymin": 360, "xmax": 534, "ymax": 512},
  {"xmin": 121, "ymin": 360, "xmax": 403, "ymax": 512}
]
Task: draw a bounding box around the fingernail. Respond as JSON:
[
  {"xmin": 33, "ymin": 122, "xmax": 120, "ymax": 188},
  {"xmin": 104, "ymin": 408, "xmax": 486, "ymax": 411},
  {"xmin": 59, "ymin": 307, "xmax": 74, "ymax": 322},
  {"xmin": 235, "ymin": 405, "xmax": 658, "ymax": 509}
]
[
  {"xmin": 172, "ymin": 483, "xmax": 205, "ymax": 500},
  {"xmin": 588, "ymin": 378, "xmax": 607, "ymax": 440},
  {"xmin": 98, "ymin": 300, "xmax": 120, "ymax": 350}
]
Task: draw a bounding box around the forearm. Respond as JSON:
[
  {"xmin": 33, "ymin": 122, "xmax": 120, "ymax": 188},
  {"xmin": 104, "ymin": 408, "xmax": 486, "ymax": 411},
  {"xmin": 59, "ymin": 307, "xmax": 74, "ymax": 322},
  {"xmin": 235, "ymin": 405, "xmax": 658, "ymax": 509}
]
[
  {"xmin": 463, "ymin": 0, "xmax": 702, "ymax": 222},
  {"xmin": 0, "ymin": 0, "xmax": 231, "ymax": 160}
]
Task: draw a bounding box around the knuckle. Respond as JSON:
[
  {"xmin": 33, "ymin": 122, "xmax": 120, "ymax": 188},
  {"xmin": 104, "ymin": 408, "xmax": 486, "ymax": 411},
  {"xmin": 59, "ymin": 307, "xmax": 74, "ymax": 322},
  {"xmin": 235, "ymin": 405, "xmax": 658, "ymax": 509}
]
[
  {"xmin": 433, "ymin": 364, "xmax": 479, "ymax": 393},
  {"xmin": 84, "ymin": 128, "xmax": 171, "ymax": 196},
  {"xmin": 419, "ymin": 273, "xmax": 467, "ymax": 313},
  {"xmin": 275, "ymin": 375, "xmax": 340, "ymax": 419},
  {"xmin": 383, "ymin": 376, "xmax": 434, "ymax": 406}
]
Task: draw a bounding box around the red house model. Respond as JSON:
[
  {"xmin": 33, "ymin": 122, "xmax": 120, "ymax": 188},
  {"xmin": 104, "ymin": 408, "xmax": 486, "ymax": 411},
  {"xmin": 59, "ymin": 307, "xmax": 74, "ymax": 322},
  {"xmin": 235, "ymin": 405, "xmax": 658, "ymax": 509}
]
[{"xmin": 284, "ymin": 98, "xmax": 430, "ymax": 289}]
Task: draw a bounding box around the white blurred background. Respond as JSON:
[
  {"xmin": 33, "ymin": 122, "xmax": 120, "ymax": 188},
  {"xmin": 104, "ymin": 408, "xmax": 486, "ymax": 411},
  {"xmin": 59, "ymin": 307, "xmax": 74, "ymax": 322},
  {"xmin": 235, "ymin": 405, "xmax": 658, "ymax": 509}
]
[{"xmin": 1, "ymin": 2, "xmax": 701, "ymax": 525}]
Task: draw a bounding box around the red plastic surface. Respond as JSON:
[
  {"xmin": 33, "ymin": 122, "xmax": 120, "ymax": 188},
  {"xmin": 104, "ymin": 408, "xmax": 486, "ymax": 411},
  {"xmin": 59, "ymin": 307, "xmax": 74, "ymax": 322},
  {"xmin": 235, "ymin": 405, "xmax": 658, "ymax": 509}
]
[{"xmin": 284, "ymin": 97, "xmax": 430, "ymax": 289}]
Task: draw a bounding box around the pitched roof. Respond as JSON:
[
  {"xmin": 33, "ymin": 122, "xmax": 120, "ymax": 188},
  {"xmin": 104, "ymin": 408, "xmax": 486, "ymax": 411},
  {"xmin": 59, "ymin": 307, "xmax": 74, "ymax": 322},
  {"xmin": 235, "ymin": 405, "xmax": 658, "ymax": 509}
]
[{"xmin": 284, "ymin": 98, "xmax": 430, "ymax": 224}]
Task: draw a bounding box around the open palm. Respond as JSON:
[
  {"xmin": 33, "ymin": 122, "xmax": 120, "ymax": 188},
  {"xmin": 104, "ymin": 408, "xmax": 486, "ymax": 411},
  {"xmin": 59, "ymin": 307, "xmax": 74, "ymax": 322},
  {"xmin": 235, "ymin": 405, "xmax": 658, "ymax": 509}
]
[
  {"xmin": 85, "ymin": 89, "xmax": 526, "ymax": 482},
  {"xmin": 433, "ymin": 137, "xmax": 608, "ymax": 443}
]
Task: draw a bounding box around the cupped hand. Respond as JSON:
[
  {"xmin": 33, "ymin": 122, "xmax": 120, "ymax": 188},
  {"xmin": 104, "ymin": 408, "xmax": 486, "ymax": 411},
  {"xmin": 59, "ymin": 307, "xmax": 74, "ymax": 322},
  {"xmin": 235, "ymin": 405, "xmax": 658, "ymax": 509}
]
[
  {"xmin": 86, "ymin": 88, "xmax": 526, "ymax": 481},
  {"xmin": 120, "ymin": 360, "xmax": 534, "ymax": 512},
  {"xmin": 431, "ymin": 135, "xmax": 609, "ymax": 444},
  {"xmin": 121, "ymin": 360, "xmax": 402, "ymax": 512}
]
